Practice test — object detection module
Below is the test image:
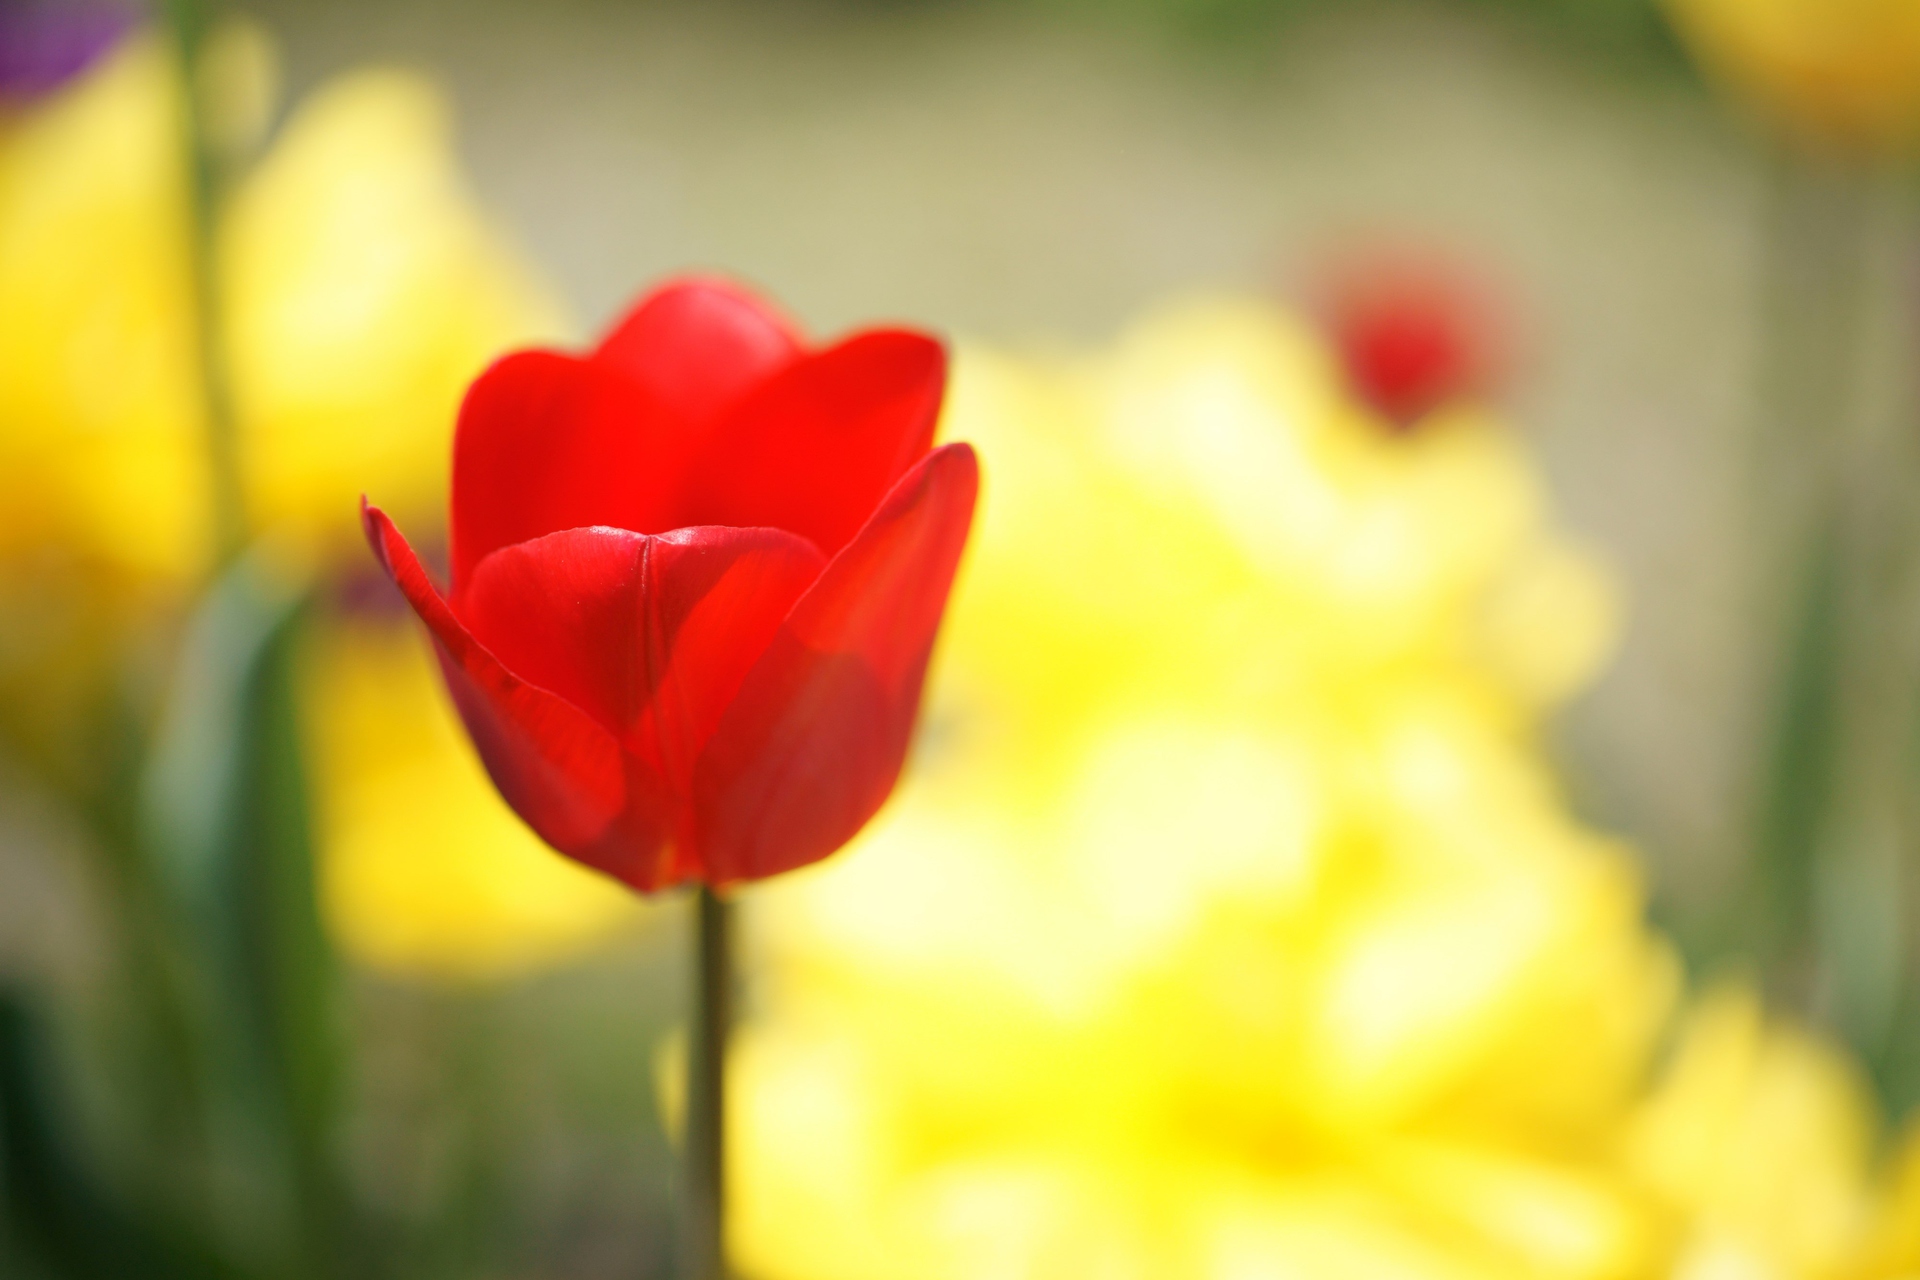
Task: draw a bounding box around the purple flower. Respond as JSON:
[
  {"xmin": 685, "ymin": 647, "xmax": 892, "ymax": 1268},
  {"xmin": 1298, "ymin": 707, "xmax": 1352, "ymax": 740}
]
[{"xmin": 0, "ymin": 0, "xmax": 135, "ymax": 103}]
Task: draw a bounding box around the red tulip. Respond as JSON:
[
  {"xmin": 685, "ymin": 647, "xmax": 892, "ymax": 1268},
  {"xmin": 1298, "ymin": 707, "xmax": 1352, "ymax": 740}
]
[
  {"xmin": 1317, "ymin": 246, "xmax": 1511, "ymax": 430},
  {"xmin": 362, "ymin": 279, "xmax": 978, "ymax": 893}
]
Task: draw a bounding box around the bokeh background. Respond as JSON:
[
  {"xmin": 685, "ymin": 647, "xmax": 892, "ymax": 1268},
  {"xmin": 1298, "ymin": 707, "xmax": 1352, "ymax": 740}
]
[
  {"xmin": 5, "ymin": 0, "xmax": 1920, "ymax": 1277},
  {"xmin": 254, "ymin": 0, "xmax": 1807, "ymax": 910}
]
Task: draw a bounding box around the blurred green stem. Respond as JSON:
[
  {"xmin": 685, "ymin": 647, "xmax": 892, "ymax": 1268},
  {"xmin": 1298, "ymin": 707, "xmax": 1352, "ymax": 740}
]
[
  {"xmin": 1744, "ymin": 147, "xmax": 1920, "ymax": 1088},
  {"xmin": 1816, "ymin": 200, "xmax": 1920, "ymax": 1100},
  {"xmin": 408, "ymin": 992, "xmax": 514, "ymax": 1280},
  {"xmin": 1746, "ymin": 147, "xmax": 1871, "ymax": 982},
  {"xmin": 161, "ymin": 3, "xmax": 345, "ymax": 1272},
  {"xmin": 163, "ymin": 0, "xmax": 248, "ymax": 565},
  {"xmin": 1822, "ymin": 337, "xmax": 1920, "ymax": 1076},
  {"xmin": 81, "ymin": 705, "xmax": 214, "ymax": 1206},
  {"xmin": 684, "ymin": 888, "xmax": 731, "ymax": 1280}
]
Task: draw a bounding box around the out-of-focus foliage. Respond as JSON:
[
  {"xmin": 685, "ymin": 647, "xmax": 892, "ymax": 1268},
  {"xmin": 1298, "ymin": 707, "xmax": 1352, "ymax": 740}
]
[
  {"xmin": 1042, "ymin": 0, "xmax": 1680, "ymax": 64},
  {"xmin": 1663, "ymin": 0, "xmax": 1920, "ymax": 152},
  {"xmin": 135, "ymin": 545, "xmax": 337, "ymax": 1278},
  {"xmin": 0, "ymin": 28, "xmax": 640, "ymax": 979},
  {"xmin": 1658, "ymin": 0, "xmax": 1920, "ymax": 1134},
  {"xmin": 732, "ymin": 297, "xmax": 1681, "ymax": 1279}
]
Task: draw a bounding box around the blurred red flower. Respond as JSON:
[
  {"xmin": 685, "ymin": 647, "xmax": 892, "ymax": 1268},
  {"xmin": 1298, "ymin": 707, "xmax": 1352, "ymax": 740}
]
[
  {"xmin": 1319, "ymin": 247, "xmax": 1510, "ymax": 430},
  {"xmin": 363, "ymin": 279, "xmax": 978, "ymax": 893}
]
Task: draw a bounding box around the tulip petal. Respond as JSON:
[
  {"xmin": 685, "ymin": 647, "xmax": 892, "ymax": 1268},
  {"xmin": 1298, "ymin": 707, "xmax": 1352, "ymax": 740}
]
[
  {"xmin": 692, "ymin": 442, "xmax": 978, "ymax": 883},
  {"xmin": 593, "ymin": 276, "xmax": 803, "ymax": 428},
  {"xmin": 461, "ymin": 523, "xmax": 826, "ymax": 790},
  {"xmin": 448, "ymin": 351, "xmax": 685, "ymax": 594},
  {"xmin": 361, "ymin": 501, "xmax": 631, "ymax": 869},
  {"xmin": 675, "ymin": 330, "xmax": 947, "ymax": 558}
]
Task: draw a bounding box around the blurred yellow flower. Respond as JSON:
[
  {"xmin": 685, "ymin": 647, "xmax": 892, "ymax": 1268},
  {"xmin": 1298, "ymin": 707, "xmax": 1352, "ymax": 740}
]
[
  {"xmin": 1664, "ymin": 0, "xmax": 1920, "ymax": 152},
  {"xmin": 0, "ymin": 31, "xmax": 564, "ymax": 579},
  {"xmin": 1854, "ymin": 1118, "xmax": 1920, "ymax": 1279},
  {"xmin": 730, "ymin": 297, "xmax": 1676, "ymax": 1280},
  {"xmin": 0, "ymin": 27, "xmax": 631, "ymax": 978},
  {"xmin": 222, "ymin": 63, "xmax": 565, "ymax": 560},
  {"xmin": 1624, "ymin": 982, "xmax": 1881, "ymax": 1280}
]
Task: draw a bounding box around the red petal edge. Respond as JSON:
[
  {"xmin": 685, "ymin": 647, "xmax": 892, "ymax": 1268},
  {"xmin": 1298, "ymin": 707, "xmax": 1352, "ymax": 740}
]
[
  {"xmin": 447, "ymin": 351, "xmax": 687, "ymax": 596},
  {"xmin": 688, "ymin": 442, "xmax": 979, "ymax": 884},
  {"xmin": 361, "ymin": 499, "xmax": 650, "ymax": 885},
  {"xmin": 673, "ymin": 329, "xmax": 947, "ymax": 559},
  {"xmin": 593, "ymin": 276, "xmax": 804, "ymax": 428}
]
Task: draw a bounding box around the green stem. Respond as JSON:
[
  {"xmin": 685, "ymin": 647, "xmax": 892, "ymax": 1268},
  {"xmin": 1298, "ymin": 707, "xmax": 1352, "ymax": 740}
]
[
  {"xmin": 684, "ymin": 887, "xmax": 732, "ymax": 1280},
  {"xmin": 1740, "ymin": 146, "xmax": 1920, "ymax": 1090},
  {"xmin": 1743, "ymin": 147, "xmax": 1873, "ymax": 991},
  {"xmin": 163, "ymin": 0, "xmax": 248, "ymax": 566},
  {"xmin": 160, "ymin": 6, "xmax": 346, "ymax": 1274},
  {"xmin": 1814, "ymin": 186, "xmax": 1920, "ymax": 1098}
]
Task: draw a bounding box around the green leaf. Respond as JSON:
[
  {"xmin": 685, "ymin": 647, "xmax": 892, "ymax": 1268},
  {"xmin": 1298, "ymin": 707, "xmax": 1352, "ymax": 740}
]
[
  {"xmin": 0, "ymin": 990, "xmax": 240, "ymax": 1280},
  {"xmin": 1751, "ymin": 527, "xmax": 1846, "ymax": 972},
  {"xmin": 140, "ymin": 545, "xmax": 343, "ymax": 1276}
]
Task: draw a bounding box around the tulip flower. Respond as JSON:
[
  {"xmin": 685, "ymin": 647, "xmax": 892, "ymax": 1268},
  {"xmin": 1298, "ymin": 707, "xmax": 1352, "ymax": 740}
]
[
  {"xmin": 1857, "ymin": 1121, "xmax": 1920, "ymax": 1279},
  {"xmin": 1664, "ymin": 0, "xmax": 1920, "ymax": 153},
  {"xmin": 1316, "ymin": 246, "xmax": 1510, "ymax": 430},
  {"xmin": 364, "ymin": 278, "xmax": 979, "ymax": 894}
]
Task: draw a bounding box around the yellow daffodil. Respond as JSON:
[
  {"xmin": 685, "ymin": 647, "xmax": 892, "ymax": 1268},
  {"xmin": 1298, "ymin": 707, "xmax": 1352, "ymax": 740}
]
[
  {"xmin": 0, "ymin": 31, "xmax": 564, "ymax": 579},
  {"xmin": 1853, "ymin": 1116, "xmax": 1920, "ymax": 1279},
  {"xmin": 1664, "ymin": 0, "xmax": 1920, "ymax": 153},
  {"xmin": 1625, "ymin": 982, "xmax": 1881, "ymax": 1280},
  {"xmin": 730, "ymin": 297, "xmax": 1673, "ymax": 1280},
  {"xmin": 0, "ymin": 27, "xmax": 638, "ymax": 978}
]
